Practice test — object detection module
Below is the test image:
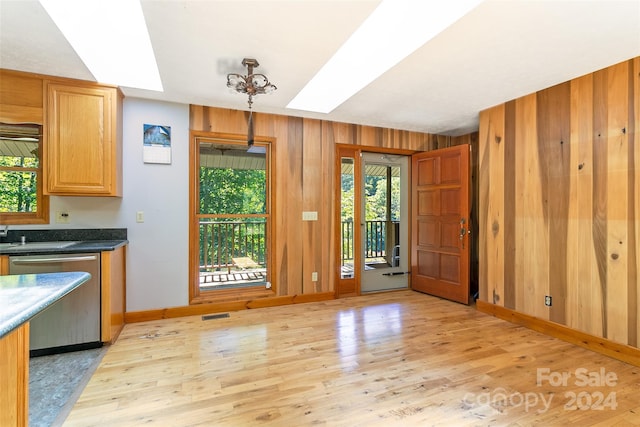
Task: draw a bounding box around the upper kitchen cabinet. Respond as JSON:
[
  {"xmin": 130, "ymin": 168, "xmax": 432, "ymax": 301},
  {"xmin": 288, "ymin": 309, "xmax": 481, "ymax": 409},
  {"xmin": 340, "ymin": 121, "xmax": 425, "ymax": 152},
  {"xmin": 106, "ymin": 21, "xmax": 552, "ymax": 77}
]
[
  {"xmin": 45, "ymin": 81, "xmax": 123, "ymax": 196},
  {"xmin": 0, "ymin": 69, "xmax": 44, "ymax": 124}
]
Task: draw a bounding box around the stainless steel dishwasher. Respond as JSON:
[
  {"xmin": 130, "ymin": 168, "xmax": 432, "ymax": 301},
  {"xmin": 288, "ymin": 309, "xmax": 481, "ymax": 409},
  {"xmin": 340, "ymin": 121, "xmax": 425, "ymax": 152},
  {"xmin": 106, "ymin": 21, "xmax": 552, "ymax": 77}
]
[{"xmin": 9, "ymin": 253, "xmax": 102, "ymax": 356}]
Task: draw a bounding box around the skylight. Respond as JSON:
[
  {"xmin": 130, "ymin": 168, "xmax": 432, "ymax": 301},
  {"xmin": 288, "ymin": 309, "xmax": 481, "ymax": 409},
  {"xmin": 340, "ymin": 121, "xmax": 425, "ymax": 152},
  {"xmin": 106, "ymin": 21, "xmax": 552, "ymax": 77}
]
[
  {"xmin": 39, "ymin": 0, "xmax": 163, "ymax": 91},
  {"xmin": 286, "ymin": 0, "xmax": 483, "ymax": 114}
]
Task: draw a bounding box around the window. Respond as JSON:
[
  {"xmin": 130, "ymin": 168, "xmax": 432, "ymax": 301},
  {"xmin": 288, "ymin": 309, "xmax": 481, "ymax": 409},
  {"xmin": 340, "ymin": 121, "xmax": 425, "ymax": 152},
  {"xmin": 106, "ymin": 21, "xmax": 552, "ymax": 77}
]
[
  {"xmin": 190, "ymin": 133, "xmax": 272, "ymax": 302},
  {"xmin": 0, "ymin": 123, "xmax": 49, "ymax": 224}
]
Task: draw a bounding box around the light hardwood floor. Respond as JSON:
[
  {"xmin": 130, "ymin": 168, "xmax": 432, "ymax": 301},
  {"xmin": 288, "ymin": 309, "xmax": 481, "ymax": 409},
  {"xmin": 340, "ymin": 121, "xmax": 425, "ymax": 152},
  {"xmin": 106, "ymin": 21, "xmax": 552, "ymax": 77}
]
[{"xmin": 64, "ymin": 291, "xmax": 639, "ymax": 426}]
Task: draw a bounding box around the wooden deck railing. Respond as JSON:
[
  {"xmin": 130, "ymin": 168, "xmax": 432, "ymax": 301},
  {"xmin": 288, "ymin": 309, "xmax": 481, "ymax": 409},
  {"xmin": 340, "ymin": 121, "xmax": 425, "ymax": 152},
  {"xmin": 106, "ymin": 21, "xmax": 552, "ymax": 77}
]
[
  {"xmin": 200, "ymin": 219, "xmax": 395, "ymax": 274},
  {"xmin": 341, "ymin": 220, "xmax": 399, "ymax": 265},
  {"xmin": 199, "ymin": 220, "xmax": 266, "ymax": 272}
]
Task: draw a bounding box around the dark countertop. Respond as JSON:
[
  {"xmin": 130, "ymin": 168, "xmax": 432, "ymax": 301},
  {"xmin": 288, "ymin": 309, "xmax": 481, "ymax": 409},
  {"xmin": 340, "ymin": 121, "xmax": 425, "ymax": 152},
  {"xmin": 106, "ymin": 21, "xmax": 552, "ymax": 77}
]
[
  {"xmin": 0, "ymin": 272, "xmax": 91, "ymax": 339},
  {"xmin": 0, "ymin": 228, "xmax": 128, "ymax": 255},
  {"xmin": 0, "ymin": 240, "xmax": 127, "ymax": 255}
]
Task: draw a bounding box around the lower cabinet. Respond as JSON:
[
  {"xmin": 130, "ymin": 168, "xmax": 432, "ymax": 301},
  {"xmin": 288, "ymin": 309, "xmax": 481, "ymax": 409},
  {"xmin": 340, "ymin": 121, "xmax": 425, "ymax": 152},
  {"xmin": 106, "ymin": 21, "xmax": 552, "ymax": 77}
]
[
  {"xmin": 0, "ymin": 323, "xmax": 29, "ymax": 427},
  {"xmin": 0, "ymin": 255, "xmax": 7, "ymax": 275},
  {"xmin": 0, "ymin": 246, "xmax": 126, "ymax": 345},
  {"xmin": 101, "ymin": 245, "xmax": 126, "ymax": 343}
]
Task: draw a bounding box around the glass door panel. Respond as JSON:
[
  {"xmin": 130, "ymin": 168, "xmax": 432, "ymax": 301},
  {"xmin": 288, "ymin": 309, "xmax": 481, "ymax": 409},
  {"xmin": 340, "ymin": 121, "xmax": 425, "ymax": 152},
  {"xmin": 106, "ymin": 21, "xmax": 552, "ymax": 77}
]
[
  {"xmin": 361, "ymin": 153, "xmax": 409, "ymax": 292},
  {"xmin": 340, "ymin": 157, "xmax": 355, "ymax": 279}
]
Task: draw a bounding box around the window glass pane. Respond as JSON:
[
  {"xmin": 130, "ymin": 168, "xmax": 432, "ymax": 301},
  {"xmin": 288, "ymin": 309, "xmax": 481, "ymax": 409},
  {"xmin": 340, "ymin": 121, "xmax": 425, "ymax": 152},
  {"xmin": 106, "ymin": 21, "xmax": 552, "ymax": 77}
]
[
  {"xmin": 340, "ymin": 157, "xmax": 354, "ymax": 279},
  {"xmin": 199, "ymin": 143, "xmax": 266, "ymax": 215},
  {"xmin": 0, "ymin": 123, "xmax": 40, "ymax": 168},
  {"xmin": 0, "ymin": 170, "xmax": 38, "ymax": 213},
  {"xmin": 363, "ymin": 163, "xmax": 401, "ymax": 269},
  {"xmin": 196, "ymin": 139, "xmax": 269, "ymax": 293},
  {"xmin": 0, "ymin": 123, "xmax": 44, "ymax": 220}
]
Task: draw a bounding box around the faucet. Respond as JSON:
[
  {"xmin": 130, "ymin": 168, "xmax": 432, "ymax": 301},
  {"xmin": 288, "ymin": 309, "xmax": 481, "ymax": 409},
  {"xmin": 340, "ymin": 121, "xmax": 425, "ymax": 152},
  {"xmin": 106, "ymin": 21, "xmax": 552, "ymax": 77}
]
[{"xmin": 0, "ymin": 225, "xmax": 7, "ymax": 237}]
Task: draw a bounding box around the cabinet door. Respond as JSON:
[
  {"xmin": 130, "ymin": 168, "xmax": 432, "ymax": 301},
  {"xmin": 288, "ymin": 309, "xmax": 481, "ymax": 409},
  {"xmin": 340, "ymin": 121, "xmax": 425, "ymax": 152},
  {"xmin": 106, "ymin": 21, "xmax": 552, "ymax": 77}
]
[
  {"xmin": 45, "ymin": 82, "xmax": 121, "ymax": 196},
  {"xmin": 101, "ymin": 245, "xmax": 126, "ymax": 343},
  {"xmin": 0, "ymin": 255, "xmax": 8, "ymax": 275}
]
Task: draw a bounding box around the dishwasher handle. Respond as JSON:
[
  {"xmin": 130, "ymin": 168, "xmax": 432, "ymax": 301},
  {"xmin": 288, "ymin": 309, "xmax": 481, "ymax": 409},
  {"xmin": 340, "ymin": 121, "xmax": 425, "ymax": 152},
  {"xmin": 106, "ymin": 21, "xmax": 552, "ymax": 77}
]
[{"xmin": 11, "ymin": 255, "xmax": 98, "ymax": 264}]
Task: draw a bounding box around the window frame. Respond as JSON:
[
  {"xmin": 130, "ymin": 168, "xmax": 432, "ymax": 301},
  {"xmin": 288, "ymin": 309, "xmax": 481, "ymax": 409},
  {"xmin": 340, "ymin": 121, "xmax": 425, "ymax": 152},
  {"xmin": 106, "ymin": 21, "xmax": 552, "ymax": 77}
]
[
  {"xmin": 0, "ymin": 123, "xmax": 49, "ymax": 225},
  {"xmin": 189, "ymin": 131, "xmax": 274, "ymax": 304}
]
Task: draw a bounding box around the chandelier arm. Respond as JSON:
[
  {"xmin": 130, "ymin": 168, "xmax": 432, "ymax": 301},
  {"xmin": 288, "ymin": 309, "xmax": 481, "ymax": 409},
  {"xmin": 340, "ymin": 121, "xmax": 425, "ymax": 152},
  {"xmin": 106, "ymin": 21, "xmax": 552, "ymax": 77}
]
[{"xmin": 226, "ymin": 58, "xmax": 276, "ymax": 149}]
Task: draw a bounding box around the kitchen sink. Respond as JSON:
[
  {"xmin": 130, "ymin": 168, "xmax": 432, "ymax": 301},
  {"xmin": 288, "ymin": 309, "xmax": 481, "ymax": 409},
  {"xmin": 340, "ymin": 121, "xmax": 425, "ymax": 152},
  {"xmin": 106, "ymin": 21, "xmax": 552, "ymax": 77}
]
[{"xmin": 0, "ymin": 241, "xmax": 79, "ymax": 250}]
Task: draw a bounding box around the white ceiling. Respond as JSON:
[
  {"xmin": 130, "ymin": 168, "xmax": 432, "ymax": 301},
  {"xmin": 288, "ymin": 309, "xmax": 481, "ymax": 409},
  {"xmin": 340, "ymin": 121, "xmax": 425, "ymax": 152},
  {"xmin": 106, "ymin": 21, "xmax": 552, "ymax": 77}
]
[{"xmin": 1, "ymin": 0, "xmax": 639, "ymax": 136}]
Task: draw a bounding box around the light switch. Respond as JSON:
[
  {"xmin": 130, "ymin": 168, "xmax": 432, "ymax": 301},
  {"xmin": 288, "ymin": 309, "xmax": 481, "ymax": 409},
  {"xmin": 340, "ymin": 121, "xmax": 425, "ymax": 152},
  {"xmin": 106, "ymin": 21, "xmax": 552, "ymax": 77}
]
[
  {"xmin": 136, "ymin": 211, "xmax": 144, "ymax": 223},
  {"xmin": 302, "ymin": 211, "xmax": 318, "ymax": 221}
]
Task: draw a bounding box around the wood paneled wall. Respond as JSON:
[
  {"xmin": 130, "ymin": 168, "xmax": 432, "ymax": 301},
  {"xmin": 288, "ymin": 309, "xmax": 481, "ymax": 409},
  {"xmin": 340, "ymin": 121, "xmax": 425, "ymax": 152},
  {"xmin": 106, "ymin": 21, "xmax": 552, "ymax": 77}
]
[
  {"xmin": 190, "ymin": 106, "xmax": 478, "ymax": 300},
  {"xmin": 479, "ymin": 57, "xmax": 639, "ymax": 348}
]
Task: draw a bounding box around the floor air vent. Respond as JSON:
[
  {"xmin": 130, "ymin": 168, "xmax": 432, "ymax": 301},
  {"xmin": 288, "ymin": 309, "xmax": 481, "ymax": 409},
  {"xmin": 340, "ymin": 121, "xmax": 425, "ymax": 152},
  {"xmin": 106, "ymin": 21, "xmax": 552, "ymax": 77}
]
[{"xmin": 202, "ymin": 313, "xmax": 230, "ymax": 321}]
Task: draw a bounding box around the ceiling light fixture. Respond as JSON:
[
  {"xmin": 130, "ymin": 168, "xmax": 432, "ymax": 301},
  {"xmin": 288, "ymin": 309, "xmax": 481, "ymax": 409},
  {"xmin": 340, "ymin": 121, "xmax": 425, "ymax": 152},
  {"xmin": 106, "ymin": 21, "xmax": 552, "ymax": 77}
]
[
  {"xmin": 227, "ymin": 58, "xmax": 277, "ymax": 148},
  {"xmin": 286, "ymin": 0, "xmax": 483, "ymax": 114},
  {"xmin": 39, "ymin": 0, "xmax": 163, "ymax": 91}
]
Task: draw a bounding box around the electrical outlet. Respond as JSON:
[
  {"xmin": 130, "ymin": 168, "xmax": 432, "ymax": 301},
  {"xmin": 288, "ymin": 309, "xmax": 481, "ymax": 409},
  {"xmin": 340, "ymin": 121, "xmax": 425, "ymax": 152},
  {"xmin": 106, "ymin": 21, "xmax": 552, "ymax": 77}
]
[
  {"xmin": 311, "ymin": 272, "xmax": 318, "ymax": 282},
  {"xmin": 55, "ymin": 211, "xmax": 70, "ymax": 224},
  {"xmin": 136, "ymin": 211, "xmax": 144, "ymax": 223},
  {"xmin": 545, "ymin": 295, "xmax": 552, "ymax": 307}
]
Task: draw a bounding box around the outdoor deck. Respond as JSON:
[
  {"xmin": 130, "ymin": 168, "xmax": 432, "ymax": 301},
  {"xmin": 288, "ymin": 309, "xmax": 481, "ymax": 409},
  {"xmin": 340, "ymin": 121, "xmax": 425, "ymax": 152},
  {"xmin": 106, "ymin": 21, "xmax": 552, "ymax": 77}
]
[
  {"xmin": 198, "ymin": 219, "xmax": 397, "ymax": 288},
  {"xmin": 199, "ymin": 269, "xmax": 267, "ymax": 288}
]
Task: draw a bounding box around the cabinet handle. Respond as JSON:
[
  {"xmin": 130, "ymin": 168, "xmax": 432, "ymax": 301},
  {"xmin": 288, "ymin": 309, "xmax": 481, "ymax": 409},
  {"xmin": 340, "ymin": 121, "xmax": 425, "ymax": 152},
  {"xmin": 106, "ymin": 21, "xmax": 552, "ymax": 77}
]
[{"xmin": 11, "ymin": 255, "xmax": 97, "ymax": 264}]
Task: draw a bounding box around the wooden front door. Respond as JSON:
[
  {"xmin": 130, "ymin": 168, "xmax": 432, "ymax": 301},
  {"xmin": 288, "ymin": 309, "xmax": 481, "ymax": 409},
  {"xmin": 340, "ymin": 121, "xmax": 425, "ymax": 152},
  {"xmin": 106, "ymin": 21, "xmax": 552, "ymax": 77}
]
[{"xmin": 411, "ymin": 145, "xmax": 470, "ymax": 304}]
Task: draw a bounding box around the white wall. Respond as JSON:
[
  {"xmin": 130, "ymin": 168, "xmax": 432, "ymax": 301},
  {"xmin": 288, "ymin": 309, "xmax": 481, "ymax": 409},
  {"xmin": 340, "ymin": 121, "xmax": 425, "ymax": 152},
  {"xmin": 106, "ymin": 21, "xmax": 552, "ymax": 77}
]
[
  {"xmin": 21, "ymin": 98, "xmax": 190, "ymax": 311},
  {"xmin": 118, "ymin": 98, "xmax": 190, "ymax": 311}
]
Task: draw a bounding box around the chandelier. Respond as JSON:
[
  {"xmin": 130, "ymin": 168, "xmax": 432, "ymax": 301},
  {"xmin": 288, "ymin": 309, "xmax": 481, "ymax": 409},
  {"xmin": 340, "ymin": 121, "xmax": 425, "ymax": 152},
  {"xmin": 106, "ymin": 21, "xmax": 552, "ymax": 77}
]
[{"xmin": 227, "ymin": 58, "xmax": 277, "ymax": 147}]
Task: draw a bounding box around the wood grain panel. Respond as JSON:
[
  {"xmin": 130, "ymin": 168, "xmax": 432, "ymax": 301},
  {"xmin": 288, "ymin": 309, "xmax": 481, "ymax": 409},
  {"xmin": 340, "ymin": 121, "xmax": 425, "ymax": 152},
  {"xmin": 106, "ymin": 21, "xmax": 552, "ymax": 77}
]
[
  {"xmin": 606, "ymin": 61, "xmax": 629, "ymax": 344},
  {"xmin": 592, "ymin": 66, "xmax": 609, "ymax": 337},
  {"xmin": 280, "ymin": 116, "xmax": 304, "ymax": 296},
  {"xmin": 478, "ymin": 109, "xmax": 492, "ymax": 304},
  {"xmin": 320, "ymin": 121, "xmax": 335, "ymax": 294},
  {"xmin": 513, "ymin": 99, "xmax": 526, "ymax": 313},
  {"xmin": 538, "ymin": 82, "xmax": 571, "ymax": 324},
  {"xmin": 503, "ymin": 100, "xmax": 516, "ymax": 309},
  {"xmin": 302, "ymin": 119, "xmax": 322, "ymax": 294},
  {"xmin": 189, "ymin": 107, "xmax": 469, "ymax": 305},
  {"xmin": 488, "ymin": 105, "xmax": 505, "ymax": 305},
  {"xmin": 518, "ymin": 94, "xmax": 548, "ymax": 318},
  {"xmin": 479, "ymin": 56, "xmax": 639, "ymax": 350},
  {"xmin": 568, "ymin": 72, "xmax": 602, "ymax": 337},
  {"xmin": 481, "ymin": 104, "xmax": 505, "ymax": 305},
  {"xmin": 633, "ymin": 57, "xmax": 640, "ymax": 348}
]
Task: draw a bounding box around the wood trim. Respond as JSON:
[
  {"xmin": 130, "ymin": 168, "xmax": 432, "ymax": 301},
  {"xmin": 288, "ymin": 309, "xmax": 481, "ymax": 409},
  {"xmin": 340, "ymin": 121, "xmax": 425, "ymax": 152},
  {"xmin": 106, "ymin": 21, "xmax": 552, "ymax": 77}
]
[
  {"xmin": 188, "ymin": 130, "xmax": 276, "ymax": 304},
  {"xmin": 101, "ymin": 247, "xmax": 126, "ymax": 343},
  {"xmin": 125, "ymin": 292, "xmax": 335, "ymax": 323},
  {"xmin": 0, "ymin": 323, "xmax": 29, "ymax": 427},
  {"xmin": 0, "ymin": 256, "xmax": 8, "ymax": 275},
  {"xmin": 0, "ymin": 105, "xmax": 43, "ymax": 124},
  {"xmin": 476, "ymin": 300, "xmax": 640, "ymax": 367},
  {"xmin": 334, "ymin": 145, "xmax": 361, "ymax": 297}
]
